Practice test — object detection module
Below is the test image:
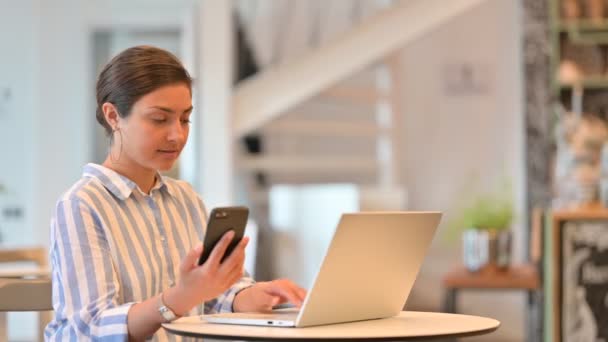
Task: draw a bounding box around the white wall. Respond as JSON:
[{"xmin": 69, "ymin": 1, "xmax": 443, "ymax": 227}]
[
  {"xmin": 399, "ymin": 1, "xmax": 525, "ymax": 341},
  {"xmin": 0, "ymin": 0, "xmax": 197, "ymax": 246},
  {"xmin": 1, "ymin": 1, "xmax": 196, "ymax": 339},
  {"xmin": 31, "ymin": 0, "xmax": 195, "ymax": 248},
  {"xmin": 269, "ymin": 184, "xmax": 360, "ymax": 287},
  {"xmin": 1, "ymin": 2, "xmax": 100, "ymax": 339},
  {"xmin": 0, "ymin": 0, "xmax": 37, "ymax": 245},
  {"xmin": 32, "ymin": 0, "xmax": 92, "ymax": 248},
  {"xmin": 0, "ymin": 1, "xmax": 39, "ymax": 340}
]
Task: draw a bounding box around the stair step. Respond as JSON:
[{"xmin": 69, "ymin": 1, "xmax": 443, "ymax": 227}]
[
  {"xmin": 263, "ymin": 120, "xmax": 387, "ymax": 137},
  {"xmin": 247, "ymin": 185, "xmax": 407, "ymax": 210},
  {"xmin": 318, "ymin": 85, "xmax": 387, "ymax": 105},
  {"xmin": 239, "ymin": 156, "xmax": 378, "ymax": 174}
]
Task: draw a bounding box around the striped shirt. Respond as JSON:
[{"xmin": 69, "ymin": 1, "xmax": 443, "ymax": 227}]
[{"xmin": 45, "ymin": 163, "xmax": 255, "ymax": 341}]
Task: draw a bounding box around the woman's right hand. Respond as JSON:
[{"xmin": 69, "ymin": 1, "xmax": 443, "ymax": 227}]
[{"xmin": 164, "ymin": 231, "xmax": 249, "ymax": 316}]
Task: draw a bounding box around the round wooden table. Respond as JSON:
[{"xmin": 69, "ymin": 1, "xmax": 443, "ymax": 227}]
[{"xmin": 163, "ymin": 311, "xmax": 500, "ymax": 341}]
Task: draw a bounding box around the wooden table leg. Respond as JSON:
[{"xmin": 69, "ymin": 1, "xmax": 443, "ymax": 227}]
[
  {"xmin": 39, "ymin": 310, "xmax": 52, "ymax": 341},
  {"xmin": 0, "ymin": 312, "xmax": 7, "ymax": 342},
  {"xmin": 442, "ymin": 291, "xmax": 459, "ymax": 342},
  {"xmin": 443, "ymin": 288, "xmax": 458, "ymax": 313},
  {"xmin": 526, "ymin": 289, "xmax": 541, "ymax": 342}
]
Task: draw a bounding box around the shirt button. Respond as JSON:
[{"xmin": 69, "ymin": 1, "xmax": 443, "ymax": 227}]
[{"xmin": 160, "ymin": 236, "xmax": 166, "ymax": 242}]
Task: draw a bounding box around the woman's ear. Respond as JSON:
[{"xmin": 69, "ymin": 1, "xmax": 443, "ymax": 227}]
[{"xmin": 102, "ymin": 102, "xmax": 120, "ymax": 130}]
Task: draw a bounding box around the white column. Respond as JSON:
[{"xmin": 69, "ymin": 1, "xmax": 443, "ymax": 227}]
[
  {"xmin": 178, "ymin": 9, "xmax": 198, "ymax": 185},
  {"xmin": 197, "ymin": 0, "xmax": 234, "ymax": 207}
]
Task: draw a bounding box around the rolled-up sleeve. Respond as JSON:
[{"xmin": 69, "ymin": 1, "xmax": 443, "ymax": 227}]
[
  {"xmin": 46, "ymin": 199, "xmax": 135, "ymax": 341},
  {"xmin": 204, "ymin": 272, "xmax": 255, "ymax": 313}
]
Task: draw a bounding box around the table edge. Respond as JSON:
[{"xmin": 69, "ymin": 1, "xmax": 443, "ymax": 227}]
[
  {"xmin": 163, "ymin": 318, "xmax": 500, "ymax": 341},
  {"xmin": 163, "ymin": 326, "xmax": 499, "ymax": 341}
]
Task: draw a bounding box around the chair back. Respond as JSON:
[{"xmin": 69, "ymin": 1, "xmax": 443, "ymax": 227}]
[
  {"xmin": 0, "ymin": 247, "xmax": 47, "ymax": 267},
  {"xmin": 0, "ymin": 278, "xmax": 52, "ymax": 311},
  {"xmin": 0, "ymin": 247, "xmax": 51, "ymax": 342}
]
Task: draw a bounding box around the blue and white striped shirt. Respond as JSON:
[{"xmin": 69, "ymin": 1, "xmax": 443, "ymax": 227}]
[{"xmin": 45, "ymin": 163, "xmax": 254, "ymax": 341}]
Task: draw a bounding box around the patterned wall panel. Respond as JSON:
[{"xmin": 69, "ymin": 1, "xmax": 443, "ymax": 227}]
[{"xmin": 523, "ymin": 0, "xmax": 553, "ymax": 213}]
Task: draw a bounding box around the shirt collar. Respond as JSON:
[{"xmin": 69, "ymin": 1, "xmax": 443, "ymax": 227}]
[{"xmin": 82, "ymin": 163, "xmax": 175, "ymax": 200}]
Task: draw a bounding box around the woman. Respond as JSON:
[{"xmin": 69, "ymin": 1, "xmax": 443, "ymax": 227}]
[{"xmin": 45, "ymin": 45, "xmax": 306, "ymax": 341}]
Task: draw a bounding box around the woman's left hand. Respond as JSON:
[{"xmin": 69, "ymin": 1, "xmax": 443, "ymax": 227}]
[{"xmin": 233, "ymin": 279, "xmax": 307, "ymax": 313}]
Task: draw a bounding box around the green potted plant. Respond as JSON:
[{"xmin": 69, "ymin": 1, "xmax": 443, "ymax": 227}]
[{"xmin": 449, "ymin": 182, "xmax": 515, "ymax": 272}]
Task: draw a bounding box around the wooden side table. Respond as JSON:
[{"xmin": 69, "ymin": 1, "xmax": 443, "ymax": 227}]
[{"xmin": 442, "ymin": 264, "xmax": 541, "ymax": 341}]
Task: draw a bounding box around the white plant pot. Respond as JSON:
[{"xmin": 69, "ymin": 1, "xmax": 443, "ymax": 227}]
[{"xmin": 462, "ymin": 229, "xmax": 511, "ymax": 272}]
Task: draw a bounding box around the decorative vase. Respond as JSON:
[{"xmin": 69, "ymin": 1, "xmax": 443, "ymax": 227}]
[{"xmin": 462, "ymin": 229, "xmax": 511, "ymax": 272}]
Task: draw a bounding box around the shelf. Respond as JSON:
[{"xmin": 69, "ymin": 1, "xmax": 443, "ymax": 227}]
[
  {"xmin": 559, "ymin": 77, "xmax": 608, "ymax": 89},
  {"xmin": 442, "ymin": 264, "xmax": 540, "ymax": 290},
  {"xmin": 558, "ymin": 19, "xmax": 608, "ymax": 32},
  {"xmin": 557, "ymin": 19, "xmax": 608, "ymax": 44},
  {"xmin": 551, "ymin": 202, "xmax": 608, "ymax": 220}
]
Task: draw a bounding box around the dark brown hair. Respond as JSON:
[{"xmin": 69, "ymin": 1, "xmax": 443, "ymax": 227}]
[{"xmin": 95, "ymin": 45, "xmax": 193, "ymax": 135}]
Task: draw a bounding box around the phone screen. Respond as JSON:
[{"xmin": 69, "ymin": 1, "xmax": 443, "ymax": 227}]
[{"xmin": 197, "ymin": 206, "xmax": 249, "ymax": 265}]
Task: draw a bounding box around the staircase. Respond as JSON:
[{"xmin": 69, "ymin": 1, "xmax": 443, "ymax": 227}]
[
  {"xmin": 239, "ymin": 64, "xmax": 399, "ymax": 186},
  {"xmin": 229, "ymin": 0, "xmax": 486, "ymax": 279}
]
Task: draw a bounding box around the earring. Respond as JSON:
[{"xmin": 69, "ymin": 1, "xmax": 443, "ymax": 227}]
[{"xmin": 109, "ymin": 128, "xmax": 123, "ymax": 163}]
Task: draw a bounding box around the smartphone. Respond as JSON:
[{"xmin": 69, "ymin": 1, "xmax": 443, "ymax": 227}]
[{"xmin": 197, "ymin": 206, "xmax": 249, "ymax": 265}]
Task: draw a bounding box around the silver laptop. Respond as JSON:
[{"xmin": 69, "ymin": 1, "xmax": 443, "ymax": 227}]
[{"xmin": 203, "ymin": 211, "xmax": 441, "ymax": 328}]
